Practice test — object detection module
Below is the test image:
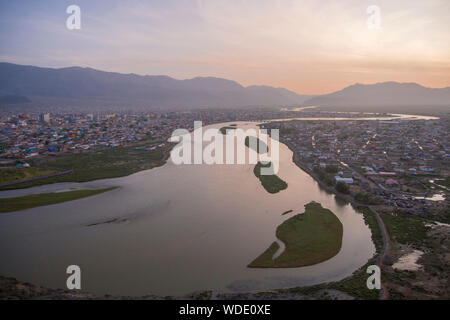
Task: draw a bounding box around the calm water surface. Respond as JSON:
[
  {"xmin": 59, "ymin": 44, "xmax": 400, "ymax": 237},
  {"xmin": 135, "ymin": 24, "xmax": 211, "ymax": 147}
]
[{"xmin": 1, "ymin": 117, "xmax": 416, "ymax": 296}]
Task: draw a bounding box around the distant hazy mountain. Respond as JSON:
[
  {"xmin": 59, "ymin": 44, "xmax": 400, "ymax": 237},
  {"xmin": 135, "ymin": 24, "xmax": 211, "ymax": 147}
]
[
  {"xmin": 0, "ymin": 62, "xmax": 311, "ymax": 109},
  {"xmin": 303, "ymin": 82, "xmax": 450, "ymax": 109},
  {"xmin": 0, "ymin": 94, "xmax": 31, "ymax": 104}
]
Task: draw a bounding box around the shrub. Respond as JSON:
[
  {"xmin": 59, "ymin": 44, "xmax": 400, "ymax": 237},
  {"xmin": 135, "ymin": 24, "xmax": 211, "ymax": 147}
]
[{"xmin": 336, "ymin": 181, "xmax": 350, "ymax": 194}]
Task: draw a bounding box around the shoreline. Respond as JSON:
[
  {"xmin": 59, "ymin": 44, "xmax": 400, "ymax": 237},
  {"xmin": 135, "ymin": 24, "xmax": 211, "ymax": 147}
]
[{"xmin": 1, "ymin": 112, "xmax": 435, "ymax": 299}]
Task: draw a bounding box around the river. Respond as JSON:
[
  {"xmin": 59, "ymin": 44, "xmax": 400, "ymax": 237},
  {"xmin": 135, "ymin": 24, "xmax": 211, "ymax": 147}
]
[{"xmin": 0, "ymin": 113, "xmax": 436, "ymax": 296}]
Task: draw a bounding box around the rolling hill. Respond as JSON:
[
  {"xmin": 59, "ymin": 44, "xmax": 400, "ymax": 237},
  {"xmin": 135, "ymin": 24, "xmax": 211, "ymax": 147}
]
[
  {"xmin": 303, "ymin": 82, "xmax": 450, "ymax": 111},
  {"xmin": 0, "ymin": 62, "xmax": 312, "ymax": 109}
]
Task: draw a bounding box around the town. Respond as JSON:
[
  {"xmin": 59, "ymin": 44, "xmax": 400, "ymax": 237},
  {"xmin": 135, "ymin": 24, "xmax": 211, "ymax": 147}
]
[
  {"xmin": 0, "ymin": 107, "xmax": 449, "ymax": 300},
  {"xmin": 262, "ymin": 116, "xmax": 449, "ymax": 221},
  {"xmin": 1, "ymin": 109, "xmax": 448, "ymax": 219},
  {"xmin": 0, "ymin": 108, "xmax": 393, "ymax": 160}
]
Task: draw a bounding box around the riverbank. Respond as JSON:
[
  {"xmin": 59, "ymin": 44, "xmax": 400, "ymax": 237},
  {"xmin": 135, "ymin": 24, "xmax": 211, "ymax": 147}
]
[
  {"xmin": 262, "ymin": 121, "xmax": 449, "ymax": 299},
  {"xmin": 0, "ymin": 187, "xmax": 118, "ymax": 213},
  {"xmin": 0, "ymin": 167, "xmax": 59, "ymax": 186},
  {"xmin": 0, "ymin": 141, "xmax": 174, "ymax": 190},
  {"xmin": 0, "ymin": 118, "xmax": 413, "ymax": 299},
  {"xmin": 0, "ymin": 275, "xmax": 343, "ymax": 300},
  {"xmin": 4, "ymin": 211, "xmax": 446, "ymax": 300}
]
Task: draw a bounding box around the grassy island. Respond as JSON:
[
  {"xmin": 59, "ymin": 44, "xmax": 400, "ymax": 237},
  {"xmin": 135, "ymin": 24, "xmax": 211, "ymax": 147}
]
[
  {"xmin": 253, "ymin": 162, "xmax": 287, "ymax": 194},
  {"xmin": 0, "ymin": 187, "xmax": 117, "ymax": 213},
  {"xmin": 248, "ymin": 202, "xmax": 343, "ymax": 268},
  {"xmin": 245, "ymin": 136, "xmax": 268, "ymax": 154},
  {"xmin": 219, "ymin": 126, "xmax": 237, "ymax": 135}
]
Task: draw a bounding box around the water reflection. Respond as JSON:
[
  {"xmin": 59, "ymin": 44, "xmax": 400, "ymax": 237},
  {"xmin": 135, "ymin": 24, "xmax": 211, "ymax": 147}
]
[{"xmin": 0, "ymin": 121, "xmax": 376, "ymax": 296}]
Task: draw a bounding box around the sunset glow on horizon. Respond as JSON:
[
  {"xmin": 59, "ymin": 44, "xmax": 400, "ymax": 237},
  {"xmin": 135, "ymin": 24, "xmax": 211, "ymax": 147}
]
[{"xmin": 1, "ymin": 0, "xmax": 449, "ymax": 94}]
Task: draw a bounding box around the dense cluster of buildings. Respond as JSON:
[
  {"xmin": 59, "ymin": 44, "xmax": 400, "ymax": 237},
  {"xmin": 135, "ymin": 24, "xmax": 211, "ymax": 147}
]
[
  {"xmin": 1, "ymin": 108, "xmax": 448, "ymax": 217},
  {"xmin": 1, "ymin": 113, "xmax": 167, "ymax": 160},
  {"xmin": 1, "ymin": 109, "xmax": 381, "ymax": 161},
  {"xmin": 263, "ymin": 116, "xmax": 449, "ymax": 217},
  {"xmin": 0, "ymin": 111, "xmax": 238, "ymax": 160}
]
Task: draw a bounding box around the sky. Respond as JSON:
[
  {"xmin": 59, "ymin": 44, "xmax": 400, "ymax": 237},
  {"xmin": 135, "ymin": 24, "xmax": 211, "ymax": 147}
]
[{"xmin": 0, "ymin": 0, "xmax": 449, "ymax": 94}]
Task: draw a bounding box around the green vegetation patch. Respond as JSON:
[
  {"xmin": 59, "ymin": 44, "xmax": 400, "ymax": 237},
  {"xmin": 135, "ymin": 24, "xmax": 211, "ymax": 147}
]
[
  {"xmin": 325, "ymin": 164, "xmax": 339, "ymax": 174},
  {"xmin": 279, "ymin": 258, "xmax": 380, "ymax": 300},
  {"xmin": 248, "ymin": 242, "xmax": 280, "ymax": 268},
  {"xmin": 0, "ymin": 167, "xmax": 59, "ymax": 185},
  {"xmin": 380, "ymin": 211, "xmax": 429, "ymax": 246},
  {"xmin": 253, "ymin": 162, "xmax": 287, "ymax": 194},
  {"xmin": 336, "ymin": 181, "xmax": 350, "ymax": 194},
  {"xmin": 0, "ymin": 143, "xmax": 173, "ymax": 190},
  {"xmin": 0, "ymin": 187, "xmax": 117, "ymax": 213},
  {"xmin": 354, "ymin": 192, "xmax": 381, "ymax": 205},
  {"xmin": 248, "ymin": 202, "xmax": 343, "ymax": 268},
  {"xmin": 313, "ymin": 166, "xmax": 335, "ymax": 187}
]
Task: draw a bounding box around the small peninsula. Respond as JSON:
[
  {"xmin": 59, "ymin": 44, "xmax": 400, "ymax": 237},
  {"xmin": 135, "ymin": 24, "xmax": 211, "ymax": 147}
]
[{"xmin": 248, "ymin": 202, "xmax": 343, "ymax": 268}]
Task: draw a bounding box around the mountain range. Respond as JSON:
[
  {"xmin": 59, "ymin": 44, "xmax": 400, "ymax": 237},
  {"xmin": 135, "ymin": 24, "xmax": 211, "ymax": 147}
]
[
  {"xmin": 303, "ymin": 82, "xmax": 450, "ymax": 108},
  {"xmin": 0, "ymin": 62, "xmax": 312, "ymax": 109},
  {"xmin": 0, "ymin": 62, "xmax": 449, "ymax": 112}
]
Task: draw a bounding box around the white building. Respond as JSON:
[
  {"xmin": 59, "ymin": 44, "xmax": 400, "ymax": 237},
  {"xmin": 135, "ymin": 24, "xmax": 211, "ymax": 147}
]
[
  {"xmin": 335, "ymin": 176, "xmax": 354, "ymax": 184},
  {"xmin": 39, "ymin": 113, "xmax": 50, "ymax": 123}
]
